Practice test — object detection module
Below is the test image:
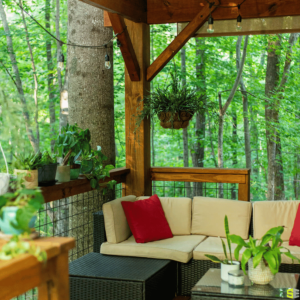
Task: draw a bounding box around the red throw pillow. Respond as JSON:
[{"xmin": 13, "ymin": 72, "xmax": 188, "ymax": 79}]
[
  {"xmin": 289, "ymin": 203, "xmax": 300, "ymax": 246},
  {"xmin": 121, "ymin": 194, "xmax": 173, "ymax": 243}
]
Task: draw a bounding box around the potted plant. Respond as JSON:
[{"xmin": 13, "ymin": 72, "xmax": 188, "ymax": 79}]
[
  {"xmin": 81, "ymin": 146, "xmax": 116, "ymax": 191},
  {"xmin": 38, "ymin": 151, "xmax": 58, "ymax": 186},
  {"xmin": 0, "ymin": 142, "xmax": 10, "ymax": 196},
  {"xmin": 0, "ymin": 188, "xmax": 44, "ymax": 235},
  {"xmin": 13, "ymin": 152, "xmax": 41, "ymax": 189},
  {"xmin": 229, "ymin": 226, "xmax": 300, "ymax": 285},
  {"xmin": 136, "ymin": 72, "xmax": 204, "ymax": 130},
  {"xmin": 205, "ymin": 216, "xmax": 240, "ymax": 281},
  {"xmin": 55, "ymin": 124, "xmax": 91, "ymax": 182}
]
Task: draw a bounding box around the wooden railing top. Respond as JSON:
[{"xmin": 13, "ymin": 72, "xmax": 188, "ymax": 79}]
[
  {"xmin": 151, "ymin": 167, "xmax": 251, "ymax": 175},
  {"xmin": 41, "ymin": 167, "xmax": 130, "ymax": 203}
]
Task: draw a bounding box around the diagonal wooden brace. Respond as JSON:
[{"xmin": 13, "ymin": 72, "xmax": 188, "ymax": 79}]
[
  {"xmin": 108, "ymin": 13, "xmax": 140, "ymax": 81},
  {"xmin": 147, "ymin": 0, "xmax": 219, "ymax": 82}
]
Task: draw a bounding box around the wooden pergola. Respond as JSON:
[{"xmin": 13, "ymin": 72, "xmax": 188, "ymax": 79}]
[{"xmin": 67, "ymin": 0, "xmax": 300, "ymax": 201}]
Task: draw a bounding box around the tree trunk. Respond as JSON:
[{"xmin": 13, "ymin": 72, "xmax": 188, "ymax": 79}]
[
  {"xmin": 45, "ymin": 0, "xmax": 56, "ymax": 152},
  {"xmin": 231, "ymin": 101, "xmax": 237, "ymax": 200},
  {"xmin": 0, "ymin": 0, "xmax": 38, "ymax": 152},
  {"xmin": 68, "ymin": 0, "xmax": 114, "ymax": 259},
  {"xmin": 191, "ymin": 38, "xmax": 206, "ymax": 196},
  {"xmin": 181, "ymin": 47, "xmax": 192, "ymax": 198},
  {"xmin": 20, "ymin": 0, "xmax": 40, "ymax": 151}
]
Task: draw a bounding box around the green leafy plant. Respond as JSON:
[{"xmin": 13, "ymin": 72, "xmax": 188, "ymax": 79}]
[
  {"xmin": 55, "ymin": 123, "xmax": 91, "ymax": 166},
  {"xmin": 135, "ymin": 71, "xmax": 205, "ymax": 129},
  {"xmin": 230, "ymin": 226, "xmax": 300, "ymax": 275},
  {"xmin": 205, "ymin": 215, "xmax": 234, "ymax": 265},
  {"xmin": 81, "ymin": 146, "xmax": 116, "ymax": 191},
  {"xmin": 0, "ymin": 235, "xmax": 47, "ymax": 262},
  {"xmin": 40, "ymin": 150, "xmax": 57, "ymax": 165},
  {"xmin": 13, "ymin": 152, "xmax": 42, "ymax": 170},
  {"xmin": 0, "ymin": 188, "xmax": 44, "ymax": 233}
]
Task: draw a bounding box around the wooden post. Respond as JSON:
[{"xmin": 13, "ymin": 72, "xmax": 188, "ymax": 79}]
[
  {"xmin": 125, "ymin": 20, "xmax": 151, "ymax": 197},
  {"xmin": 238, "ymin": 172, "xmax": 251, "ymax": 201}
]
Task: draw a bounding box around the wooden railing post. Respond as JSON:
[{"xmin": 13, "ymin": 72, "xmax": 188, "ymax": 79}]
[{"xmin": 238, "ymin": 172, "xmax": 251, "ymax": 201}]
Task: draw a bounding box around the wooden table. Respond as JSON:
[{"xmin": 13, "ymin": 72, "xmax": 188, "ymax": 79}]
[{"xmin": 0, "ymin": 237, "xmax": 75, "ymax": 300}]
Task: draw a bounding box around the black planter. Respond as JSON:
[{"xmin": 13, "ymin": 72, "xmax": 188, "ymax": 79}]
[{"xmin": 38, "ymin": 163, "xmax": 58, "ymax": 185}]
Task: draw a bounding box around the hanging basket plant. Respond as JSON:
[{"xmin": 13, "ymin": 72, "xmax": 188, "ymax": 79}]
[{"xmin": 136, "ymin": 72, "xmax": 204, "ymax": 130}]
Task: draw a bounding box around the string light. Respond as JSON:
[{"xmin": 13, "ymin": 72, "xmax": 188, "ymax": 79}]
[
  {"xmin": 116, "ymin": 39, "xmax": 122, "ymax": 48},
  {"xmin": 105, "ymin": 46, "xmax": 111, "ymax": 70},
  {"xmin": 207, "ymin": 3, "xmax": 214, "ymax": 33},
  {"xmin": 57, "ymin": 53, "xmax": 65, "ymax": 71}
]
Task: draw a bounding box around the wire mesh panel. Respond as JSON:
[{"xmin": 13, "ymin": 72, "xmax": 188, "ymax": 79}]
[
  {"xmin": 13, "ymin": 183, "xmax": 123, "ymax": 300},
  {"xmin": 152, "ymin": 181, "xmax": 239, "ymax": 200}
]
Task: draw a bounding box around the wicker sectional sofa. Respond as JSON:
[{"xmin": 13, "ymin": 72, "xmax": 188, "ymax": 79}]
[{"xmin": 93, "ymin": 196, "xmax": 300, "ymax": 296}]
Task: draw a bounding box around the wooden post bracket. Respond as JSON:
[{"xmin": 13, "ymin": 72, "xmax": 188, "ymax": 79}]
[
  {"xmin": 108, "ymin": 13, "xmax": 140, "ymax": 81},
  {"xmin": 147, "ymin": 0, "xmax": 219, "ymax": 82}
]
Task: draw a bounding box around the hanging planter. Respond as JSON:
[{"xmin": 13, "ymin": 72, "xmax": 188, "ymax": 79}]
[{"xmin": 135, "ymin": 70, "xmax": 205, "ymax": 130}]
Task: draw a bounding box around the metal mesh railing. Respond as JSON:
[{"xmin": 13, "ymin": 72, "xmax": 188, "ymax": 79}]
[
  {"xmin": 152, "ymin": 181, "xmax": 239, "ymax": 200},
  {"xmin": 15, "ymin": 183, "xmax": 123, "ymax": 300}
]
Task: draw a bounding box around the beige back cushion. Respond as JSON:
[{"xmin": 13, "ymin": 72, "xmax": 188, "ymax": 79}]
[
  {"xmin": 253, "ymin": 201, "xmax": 300, "ymax": 241},
  {"xmin": 191, "ymin": 197, "xmax": 252, "ymax": 239},
  {"xmin": 102, "ymin": 195, "xmax": 136, "ymax": 244},
  {"xmin": 137, "ymin": 196, "xmax": 192, "ymax": 235}
]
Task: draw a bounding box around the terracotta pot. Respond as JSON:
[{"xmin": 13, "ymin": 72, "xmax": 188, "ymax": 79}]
[
  {"xmin": 14, "ymin": 169, "xmax": 38, "ymax": 189},
  {"xmin": 158, "ymin": 111, "xmax": 193, "ymax": 129},
  {"xmin": 248, "ymin": 258, "xmax": 275, "ymax": 285}
]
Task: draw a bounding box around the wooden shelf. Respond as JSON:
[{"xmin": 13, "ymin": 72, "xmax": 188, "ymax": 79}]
[{"xmin": 41, "ymin": 167, "xmax": 130, "ymax": 203}]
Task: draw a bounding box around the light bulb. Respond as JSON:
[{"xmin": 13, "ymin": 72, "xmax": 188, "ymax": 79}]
[
  {"xmin": 105, "ymin": 54, "xmax": 111, "ymax": 69},
  {"xmin": 207, "ymin": 17, "xmax": 214, "ymax": 33},
  {"xmin": 57, "ymin": 53, "xmax": 65, "ymax": 71},
  {"xmin": 236, "ymin": 15, "xmax": 242, "ymax": 31}
]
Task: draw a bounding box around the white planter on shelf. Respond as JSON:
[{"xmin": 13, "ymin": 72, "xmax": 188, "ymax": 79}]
[
  {"xmin": 0, "ymin": 173, "xmax": 10, "ymax": 195},
  {"xmin": 56, "ymin": 165, "xmax": 70, "ymax": 183},
  {"xmin": 221, "ymin": 261, "xmax": 240, "ymax": 281},
  {"xmin": 14, "ymin": 169, "xmax": 38, "ymax": 189},
  {"xmin": 248, "ymin": 258, "xmax": 274, "ymax": 285}
]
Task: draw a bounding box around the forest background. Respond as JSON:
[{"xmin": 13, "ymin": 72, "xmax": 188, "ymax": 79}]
[{"xmin": 0, "ymin": 0, "xmax": 300, "ymax": 201}]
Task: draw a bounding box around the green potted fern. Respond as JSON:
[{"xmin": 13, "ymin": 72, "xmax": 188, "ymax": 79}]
[
  {"xmin": 205, "ymin": 215, "xmax": 240, "ymax": 281},
  {"xmin": 229, "ymin": 226, "xmax": 300, "ymax": 285}
]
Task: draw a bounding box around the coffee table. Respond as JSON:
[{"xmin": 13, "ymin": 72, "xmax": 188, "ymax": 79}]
[{"xmin": 191, "ymin": 268, "xmax": 300, "ymax": 299}]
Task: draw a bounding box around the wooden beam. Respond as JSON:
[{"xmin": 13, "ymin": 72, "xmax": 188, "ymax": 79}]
[
  {"xmin": 147, "ymin": 1, "xmax": 219, "ymax": 81},
  {"xmin": 151, "ymin": 167, "xmax": 251, "ymax": 175},
  {"xmin": 147, "ymin": 0, "xmax": 300, "ymax": 25},
  {"xmin": 104, "ymin": 11, "xmax": 112, "ymax": 27},
  {"xmin": 178, "ymin": 16, "xmax": 300, "ymax": 38},
  {"xmin": 79, "ymin": 0, "xmax": 147, "ymax": 23},
  {"xmin": 108, "ymin": 13, "xmax": 140, "ymax": 81},
  {"xmin": 125, "ymin": 19, "xmax": 151, "ymax": 197},
  {"xmin": 238, "ymin": 173, "xmax": 250, "ymax": 202}
]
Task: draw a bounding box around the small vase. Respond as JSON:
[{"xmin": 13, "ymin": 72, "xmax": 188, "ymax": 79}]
[
  {"xmin": 221, "ymin": 261, "xmax": 240, "ymax": 281},
  {"xmin": 14, "ymin": 169, "xmax": 38, "ymax": 189},
  {"xmin": 56, "ymin": 165, "xmax": 70, "ymax": 183},
  {"xmin": 248, "ymin": 258, "xmax": 275, "ymax": 285},
  {"xmin": 70, "ymin": 164, "xmax": 81, "ymax": 180},
  {"xmin": 0, "ymin": 206, "xmax": 37, "ymax": 235}
]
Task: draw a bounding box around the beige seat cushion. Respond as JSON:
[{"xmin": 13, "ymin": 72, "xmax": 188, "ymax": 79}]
[
  {"xmin": 137, "ymin": 196, "xmax": 192, "ymax": 235},
  {"xmin": 253, "ymin": 201, "xmax": 300, "ymax": 241},
  {"xmin": 280, "ymin": 242, "xmax": 300, "ymax": 264},
  {"xmin": 102, "ymin": 195, "xmax": 136, "ymax": 244},
  {"xmin": 101, "ymin": 235, "xmax": 206, "ymax": 263},
  {"xmin": 193, "ymin": 236, "xmax": 247, "ymax": 261},
  {"xmin": 191, "ymin": 197, "xmax": 252, "ymax": 239}
]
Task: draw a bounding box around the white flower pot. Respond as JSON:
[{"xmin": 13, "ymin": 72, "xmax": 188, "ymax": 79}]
[
  {"xmin": 248, "ymin": 258, "xmax": 274, "ymax": 285},
  {"xmin": 56, "ymin": 165, "xmax": 70, "ymax": 183},
  {"xmin": 221, "ymin": 261, "xmax": 240, "ymax": 282},
  {"xmin": 14, "ymin": 169, "xmax": 38, "ymax": 189},
  {"xmin": 0, "ymin": 173, "xmax": 10, "ymax": 195}
]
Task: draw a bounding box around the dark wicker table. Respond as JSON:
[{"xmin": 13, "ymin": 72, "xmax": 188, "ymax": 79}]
[
  {"xmin": 191, "ymin": 268, "xmax": 300, "ymax": 300},
  {"xmin": 69, "ymin": 252, "xmax": 176, "ymax": 300}
]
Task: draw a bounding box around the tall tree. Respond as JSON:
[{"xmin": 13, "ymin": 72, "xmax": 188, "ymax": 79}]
[
  {"xmin": 191, "ymin": 38, "xmax": 206, "ymax": 196},
  {"xmin": 181, "ymin": 47, "xmax": 192, "ymax": 198},
  {"xmin": 0, "ymin": 0, "xmax": 39, "ymax": 152},
  {"xmin": 68, "ymin": 0, "xmax": 115, "ymax": 257},
  {"xmin": 218, "ymin": 36, "xmax": 249, "ymax": 198}
]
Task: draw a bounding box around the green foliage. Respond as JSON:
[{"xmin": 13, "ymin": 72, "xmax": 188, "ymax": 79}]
[
  {"xmin": 0, "ymin": 235, "xmax": 47, "ymax": 262},
  {"xmin": 0, "ymin": 188, "xmax": 44, "ymax": 233},
  {"xmin": 205, "ymin": 215, "xmax": 234, "ymax": 265},
  {"xmin": 230, "ymin": 226, "xmax": 300, "ymax": 275},
  {"xmin": 81, "ymin": 146, "xmax": 116, "ymax": 191},
  {"xmin": 55, "ymin": 123, "xmax": 91, "ymax": 166},
  {"xmin": 40, "ymin": 150, "xmax": 56, "ymax": 165},
  {"xmin": 13, "ymin": 152, "xmax": 41, "ymax": 170}
]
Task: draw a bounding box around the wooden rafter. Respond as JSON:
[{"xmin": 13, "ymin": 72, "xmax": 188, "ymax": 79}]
[
  {"xmin": 147, "ymin": 0, "xmax": 219, "ymax": 82},
  {"xmin": 79, "ymin": 0, "xmax": 147, "ymax": 23},
  {"xmin": 108, "ymin": 13, "xmax": 140, "ymax": 81},
  {"xmin": 147, "ymin": 0, "xmax": 300, "ymax": 24}
]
